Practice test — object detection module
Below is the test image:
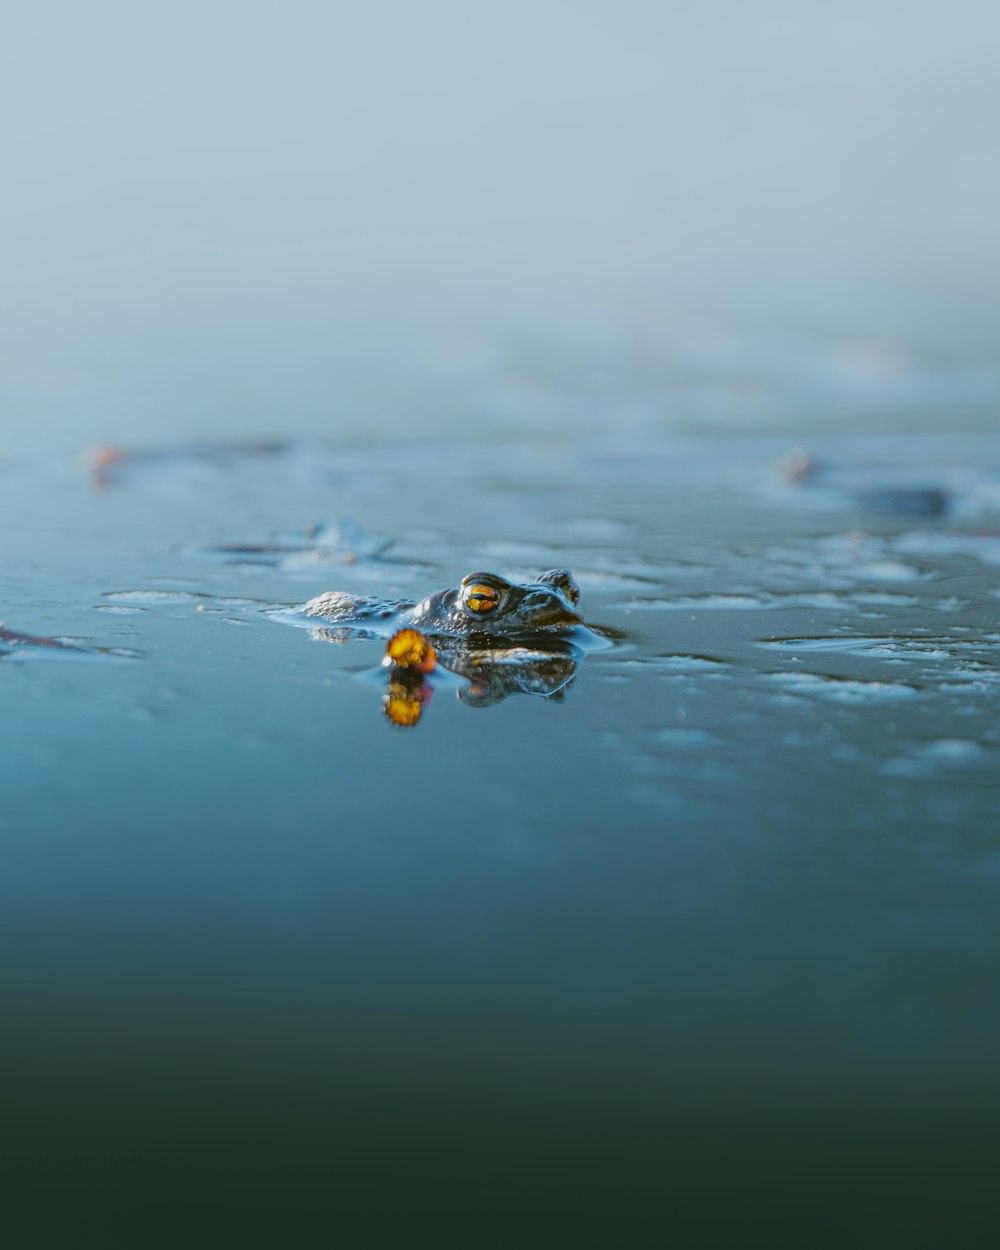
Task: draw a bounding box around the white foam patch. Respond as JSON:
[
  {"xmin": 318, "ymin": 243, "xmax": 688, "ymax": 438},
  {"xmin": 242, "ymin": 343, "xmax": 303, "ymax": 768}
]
[
  {"xmin": 764, "ymin": 672, "xmax": 920, "ymax": 704},
  {"xmin": 653, "ymin": 727, "xmax": 717, "ymax": 746},
  {"xmin": 103, "ymin": 590, "xmax": 201, "ymax": 604}
]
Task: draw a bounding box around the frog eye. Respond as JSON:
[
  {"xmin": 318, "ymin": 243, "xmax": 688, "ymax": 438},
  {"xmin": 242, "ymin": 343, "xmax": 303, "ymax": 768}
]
[
  {"xmin": 384, "ymin": 629, "xmax": 436, "ymax": 673},
  {"xmin": 462, "ymin": 582, "xmax": 502, "ymax": 615}
]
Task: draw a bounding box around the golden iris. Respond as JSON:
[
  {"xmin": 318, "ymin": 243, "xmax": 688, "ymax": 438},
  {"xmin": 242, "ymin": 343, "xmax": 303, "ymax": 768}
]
[{"xmin": 463, "ymin": 583, "xmax": 501, "ymax": 614}]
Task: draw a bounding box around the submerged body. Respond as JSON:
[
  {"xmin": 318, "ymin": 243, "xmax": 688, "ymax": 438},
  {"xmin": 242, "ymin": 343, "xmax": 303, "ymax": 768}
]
[{"xmin": 300, "ymin": 569, "xmax": 584, "ymax": 638}]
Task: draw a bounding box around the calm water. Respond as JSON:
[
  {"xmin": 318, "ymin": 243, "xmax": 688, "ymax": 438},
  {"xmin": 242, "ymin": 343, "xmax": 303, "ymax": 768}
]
[{"xmin": 3, "ymin": 343, "xmax": 1000, "ymax": 1243}]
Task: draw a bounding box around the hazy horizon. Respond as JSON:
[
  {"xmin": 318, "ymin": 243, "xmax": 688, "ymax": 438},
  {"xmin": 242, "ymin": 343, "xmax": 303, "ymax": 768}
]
[{"xmin": 3, "ymin": 1, "xmax": 999, "ymax": 445}]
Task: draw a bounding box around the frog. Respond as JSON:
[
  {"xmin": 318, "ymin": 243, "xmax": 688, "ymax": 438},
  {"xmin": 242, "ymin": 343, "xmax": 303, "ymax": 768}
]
[
  {"xmin": 272, "ymin": 569, "xmax": 618, "ymax": 720},
  {"xmin": 297, "ymin": 569, "xmax": 585, "ymax": 638}
]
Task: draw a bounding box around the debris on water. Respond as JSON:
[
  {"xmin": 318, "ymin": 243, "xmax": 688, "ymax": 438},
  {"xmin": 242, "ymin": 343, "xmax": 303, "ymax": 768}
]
[
  {"xmin": 780, "ymin": 447, "xmax": 951, "ymax": 517},
  {"xmin": 895, "ymin": 530, "xmax": 1000, "ymax": 567},
  {"xmin": 778, "ymin": 444, "xmax": 1000, "ymax": 522},
  {"xmin": 780, "ymin": 447, "xmax": 814, "ymax": 484},
  {"xmin": 102, "ymin": 591, "xmax": 263, "ymax": 614},
  {"xmin": 199, "ymin": 518, "xmax": 395, "ymax": 574},
  {"xmin": 0, "ymin": 625, "xmax": 126, "ymax": 662},
  {"xmin": 0, "ymin": 625, "xmax": 88, "ymax": 658},
  {"xmin": 90, "ymin": 439, "xmax": 290, "ymax": 489}
]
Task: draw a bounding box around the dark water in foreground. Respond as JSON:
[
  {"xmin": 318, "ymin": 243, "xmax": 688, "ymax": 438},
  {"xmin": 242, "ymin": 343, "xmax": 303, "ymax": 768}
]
[{"xmin": 3, "ymin": 419, "xmax": 1000, "ymax": 1244}]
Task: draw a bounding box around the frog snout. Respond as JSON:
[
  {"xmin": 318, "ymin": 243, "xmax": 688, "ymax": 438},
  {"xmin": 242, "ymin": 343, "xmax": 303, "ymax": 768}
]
[{"xmin": 520, "ymin": 590, "xmax": 581, "ymax": 624}]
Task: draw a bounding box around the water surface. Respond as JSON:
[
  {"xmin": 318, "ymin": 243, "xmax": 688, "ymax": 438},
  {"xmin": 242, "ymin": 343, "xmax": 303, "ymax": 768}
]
[{"xmin": 3, "ymin": 386, "xmax": 1000, "ymax": 1243}]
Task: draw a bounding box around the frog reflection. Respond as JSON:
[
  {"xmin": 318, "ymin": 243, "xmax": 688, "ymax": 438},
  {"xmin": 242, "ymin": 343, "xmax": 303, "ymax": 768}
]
[
  {"xmin": 436, "ymin": 636, "xmax": 579, "ymax": 709},
  {"xmin": 308, "ymin": 624, "xmax": 581, "ymax": 724}
]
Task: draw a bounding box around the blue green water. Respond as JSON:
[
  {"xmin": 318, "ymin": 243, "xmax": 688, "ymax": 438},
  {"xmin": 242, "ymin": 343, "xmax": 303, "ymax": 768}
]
[{"xmin": 3, "ymin": 348, "xmax": 1000, "ymax": 1243}]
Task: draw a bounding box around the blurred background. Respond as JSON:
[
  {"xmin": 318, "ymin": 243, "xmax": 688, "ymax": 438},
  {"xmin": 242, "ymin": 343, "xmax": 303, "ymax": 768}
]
[
  {"xmin": 4, "ymin": 4, "xmax": 1000, "ymax": 1246},
  {"xmin": 2, "ymin": 0, "xmax": 999, "ymax": 448}
]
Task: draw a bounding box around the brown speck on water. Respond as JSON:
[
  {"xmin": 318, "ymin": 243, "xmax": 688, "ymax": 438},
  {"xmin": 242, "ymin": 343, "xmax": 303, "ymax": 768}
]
[{"xmin": 90, "ymin": 445, "xmax": 131, "ymax": 470}]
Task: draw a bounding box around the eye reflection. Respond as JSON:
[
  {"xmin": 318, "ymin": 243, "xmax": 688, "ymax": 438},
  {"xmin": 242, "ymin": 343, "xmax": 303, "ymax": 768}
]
[
  {"xmin": 376, "ymin": 627, "xmax": 585, "ymax": 722},
  {"xmin": 383, "ymin": 674, "xmax": 429, "ymax": 728}
]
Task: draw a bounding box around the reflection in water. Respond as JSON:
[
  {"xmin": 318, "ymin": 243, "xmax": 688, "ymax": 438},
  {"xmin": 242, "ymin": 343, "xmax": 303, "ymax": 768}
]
[
  {"xmin": 313, "ymin": 626, "xmax": 584, "ymax": 724},
  {"xmin": 438, "ymin": 637, "xmax": 580, "ymax": 710},
  {"xmin": 383, "ymin": 669, "xmax": 433, "ymax": 728}
]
